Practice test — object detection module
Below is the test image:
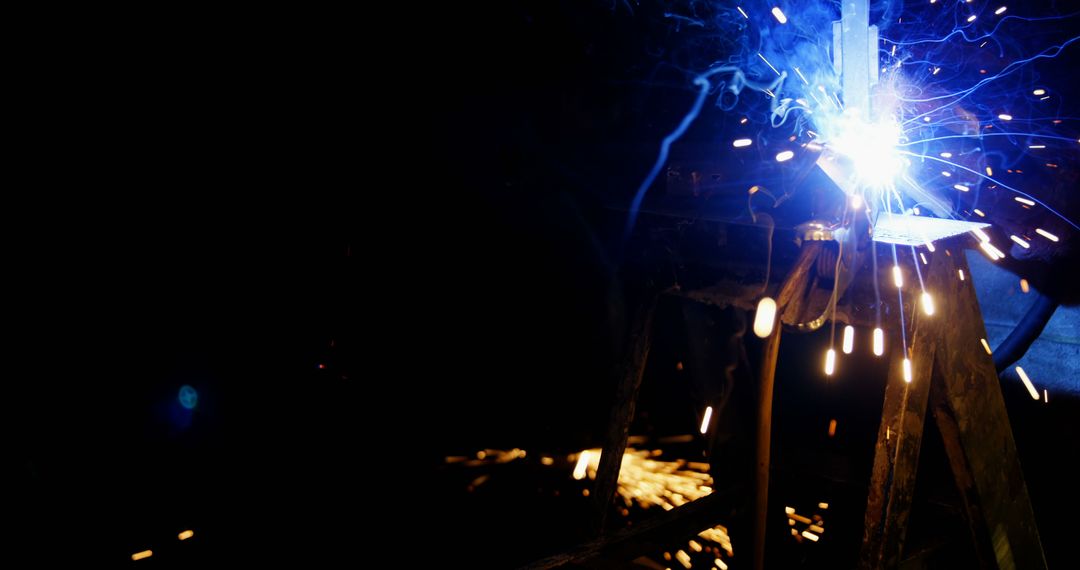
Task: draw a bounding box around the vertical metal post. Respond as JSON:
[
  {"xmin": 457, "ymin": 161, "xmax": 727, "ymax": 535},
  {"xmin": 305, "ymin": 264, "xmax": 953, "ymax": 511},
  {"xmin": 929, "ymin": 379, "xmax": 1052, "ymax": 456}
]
[{"xmin": 841, "ymin": 0, "xmax": 872, "ymax": 120}]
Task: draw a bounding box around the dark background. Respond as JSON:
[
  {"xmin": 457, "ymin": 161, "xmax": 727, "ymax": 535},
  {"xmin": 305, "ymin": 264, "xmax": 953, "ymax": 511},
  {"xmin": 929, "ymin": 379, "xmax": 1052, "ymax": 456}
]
[{"xmin": 13, "ymin": 2, "xmax": 1079, "ymax": 566}]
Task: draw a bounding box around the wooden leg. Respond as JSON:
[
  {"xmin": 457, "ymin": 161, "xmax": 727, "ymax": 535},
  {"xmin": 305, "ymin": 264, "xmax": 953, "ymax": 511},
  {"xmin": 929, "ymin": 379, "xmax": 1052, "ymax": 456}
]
[
  {"xmin": 930, "ymin": 251, "xmax": 1046, "ymax": 570},
  {"xmin": 929, "ymin": 378, "xmax": 996, "ymax": 568},
  {"xmin": 859, "ymin": 250, "xmax": 944, "ymax": 569},
  {"xmin": 591, "ymin": 291, "xmax": 658, "ymax": 535},
  {"xmin": 859, "ymin": 337, "xmax": 935, "ymax": 568}
]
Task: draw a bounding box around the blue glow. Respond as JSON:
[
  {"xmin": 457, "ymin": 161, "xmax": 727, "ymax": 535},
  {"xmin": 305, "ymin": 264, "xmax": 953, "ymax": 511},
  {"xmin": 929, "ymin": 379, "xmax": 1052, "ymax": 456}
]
[
  {"xmin": 828, "ymin": 113, "xmax": 904, "ymax": 188},
  {"xmin": 624, "ymin": 0, "xmax": 1080, "ymax": 237},
  {"xmin": 179, "ymin": 385, "xmax": 198, "ymax": 410}
]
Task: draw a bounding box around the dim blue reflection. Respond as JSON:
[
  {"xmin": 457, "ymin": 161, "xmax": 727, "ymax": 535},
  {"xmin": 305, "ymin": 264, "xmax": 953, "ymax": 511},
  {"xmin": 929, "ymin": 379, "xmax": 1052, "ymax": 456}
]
[{"xmin": 178, "ymin": 384, "xmax": 198, "ymax": 410}]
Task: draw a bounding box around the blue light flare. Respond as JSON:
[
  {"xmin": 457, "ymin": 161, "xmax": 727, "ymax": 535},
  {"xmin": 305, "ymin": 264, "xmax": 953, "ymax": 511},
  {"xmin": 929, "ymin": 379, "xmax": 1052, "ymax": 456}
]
[
  {"xmin": 616, "ymin": 1, "xmax": 1080, "ymax": 390},
  {"xmin": 826, "ymin": 112, "xmax": 905, "ymax": 188},
  {"xmin": 178, "ymin": 385, "xmax": 198, "ymax": 410},
  {"xmin": 624, "ymin": 0, "xmax": 1080, "ymax": 241}
]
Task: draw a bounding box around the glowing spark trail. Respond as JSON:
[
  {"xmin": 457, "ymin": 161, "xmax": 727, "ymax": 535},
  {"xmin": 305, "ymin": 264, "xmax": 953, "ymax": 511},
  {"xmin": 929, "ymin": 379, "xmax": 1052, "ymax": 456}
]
[
  {"xmin": 771, "ymin": 7, "xmax": 787, "ymax": 25},
  {"xmin": 921, "ymin": 292, "xmax": 935, "ymax": 316},
  {"xmin": 1035, "ymin": 228, "xmax": 1059, "ymax": 242},
  {"xmin": 754, "ymin": 297, "xmax": 777, "ymax": 338},
  {"xmin": 573, "ymin": 451, "xmax": 591, "ymax": 480},
  {"xmin": 1016, "ymin": 366, "xmax": 1041, "ymax": 400},
  {"xmin": 700, "ymin": 406, "xmax": 714, "ymax": 434},
  {"xmin": 794, "ymin": 66, "xmax": 809, "ymax": 85},
  {"xmin": 980, "ymin": 241, "xmax": 1005, "ymax": 261},
  {"xmin": 757, "ymin": 52, "xmax": 781, "ymax": 76}
]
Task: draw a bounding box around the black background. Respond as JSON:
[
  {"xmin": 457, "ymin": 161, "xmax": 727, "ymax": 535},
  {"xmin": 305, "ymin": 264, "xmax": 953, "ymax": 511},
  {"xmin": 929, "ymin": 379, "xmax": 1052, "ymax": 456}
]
[{"xmin": 13, "ymin": 2, "xmax": 1080, "ymax": 566}]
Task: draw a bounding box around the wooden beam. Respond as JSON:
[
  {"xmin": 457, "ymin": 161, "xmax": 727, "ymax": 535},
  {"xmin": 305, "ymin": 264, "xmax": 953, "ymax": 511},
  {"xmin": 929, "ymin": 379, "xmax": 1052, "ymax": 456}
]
[
  {"xmin": 929, "ymin": 378, "xmax": 996, "ymax": 568},
  {"xmin": 591, "ymin": 291, "xmax": 659, "ymax": 535},
  {"xmin": 859, "ymin": 249, "xmax": 943, "ymax": 569},
  {"xmin": 930, "ymin": 250, "xmax": 1046, "ymax": 570},
  {"xmin": 522, "ymin": 487, "xmax": 739, "ymax": 569}
]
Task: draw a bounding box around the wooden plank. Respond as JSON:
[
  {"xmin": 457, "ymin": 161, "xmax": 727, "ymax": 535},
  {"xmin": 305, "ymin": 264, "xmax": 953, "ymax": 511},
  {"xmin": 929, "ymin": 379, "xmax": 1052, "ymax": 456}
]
[
  {"xmin": 929, "ymin": 378, "xmax": 996, "ymax": 568},
  {"xmin": 522, "ymin": 487, "xmax": 739, "ymax": 569},
  {"xmin": 931, "ymin": 250, "xmax": 1046, "ymax": 570},
  {"xmin": 590, "ymin": 291, "xmax": 659, "ymax": 535},
  {"xmin": 859, "ymin": 249, "xmax": 944, "ymax": 569}
]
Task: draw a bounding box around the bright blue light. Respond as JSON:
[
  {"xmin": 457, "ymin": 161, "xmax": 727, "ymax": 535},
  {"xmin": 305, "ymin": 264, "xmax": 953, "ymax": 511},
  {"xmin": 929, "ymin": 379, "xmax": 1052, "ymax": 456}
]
[
  {"xmin": 622, "ymin": 0, "xmax": 1080, "ymax": 239},
  {"xmin": 179, "ymin": 385, "xmax": 198, "ymax": 410},
  {"xmin": 827, "ymin": 114, "xmax": 905, "ymax": 188}
]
